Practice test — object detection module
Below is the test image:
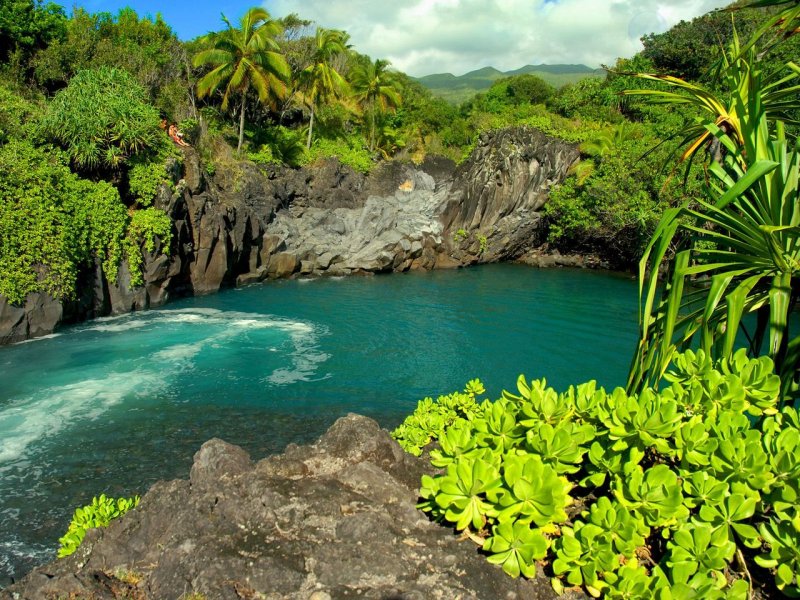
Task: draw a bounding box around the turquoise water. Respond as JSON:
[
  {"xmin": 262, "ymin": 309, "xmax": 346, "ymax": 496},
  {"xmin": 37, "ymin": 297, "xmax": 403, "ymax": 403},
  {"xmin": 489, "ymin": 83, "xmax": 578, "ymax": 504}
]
[{"xmin": 0, "ymin": 264, "xmax": 639, "ymax": 584}]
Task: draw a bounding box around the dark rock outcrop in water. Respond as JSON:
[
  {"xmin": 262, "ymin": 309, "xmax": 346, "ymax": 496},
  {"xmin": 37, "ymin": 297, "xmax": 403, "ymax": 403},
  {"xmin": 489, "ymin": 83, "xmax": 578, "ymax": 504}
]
[
  {"xmin": 2, "ymin": 415, "xmax": 584, "ymax": 600},
  {"xmin": 442, "ymin": 128, "xmax": 579, "ymax": 265},
  {"xmin": 0, "ymin": 126, "xmax": 579, "ymax": 344}
]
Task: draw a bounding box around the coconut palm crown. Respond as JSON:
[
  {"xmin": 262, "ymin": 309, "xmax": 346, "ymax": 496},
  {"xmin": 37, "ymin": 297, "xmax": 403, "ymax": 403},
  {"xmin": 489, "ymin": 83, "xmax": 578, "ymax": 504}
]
[
  {"xmin": 296, "ymin": 27, "xmax": 350, "ymax": 149},
  {"xmin": 193, "ymin": 7, "xmax": 290, "ymax": 152},
  {"xmin": 350, "ymin": 58, "xmax": 403, "ymax": 152}
]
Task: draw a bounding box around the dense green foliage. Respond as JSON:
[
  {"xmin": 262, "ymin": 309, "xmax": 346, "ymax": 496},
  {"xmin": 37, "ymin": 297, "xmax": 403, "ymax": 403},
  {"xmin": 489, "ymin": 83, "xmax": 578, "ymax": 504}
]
[
  {"xmin": 544, "ymin": 123, "xmax": 704, "ymax": 265},
  {"xmin": 0, "ymin": 81, "xmax": 40, "ymax": 142},
  {"xmin": 0, "ymin": 139, "xmax": 127, "ymax": 303},
  {"xmin": 0, "ymin": 65, "xmax": 174, "ymax": 306},
  {"xmin": 123, "ymin": 207, "xmax": 173, "ymax": 287},
  {"xmin": 627, "ymin": 6, "xmax": 800, "ymax": 400},
  {"xmin": 0, "ymin": 0, "xmax": 66, "ymax": 69},
  {"xmin": 38, "ymin": 66, "xmax": 161, "ymax": 171},
  {"xmin": 58, "ymin": 494, "xmax": 140, "ymax": 557},
  {"xmin": 32, "ymin": 8, "xmax": 189, "ymax": 116},
  {"xmin": 394, "ymin": 350, "xmax": 800, "ymax": 598},
  {"xmin": 307, "ymin": 136, "xmax": 373, "ymax": 173}
]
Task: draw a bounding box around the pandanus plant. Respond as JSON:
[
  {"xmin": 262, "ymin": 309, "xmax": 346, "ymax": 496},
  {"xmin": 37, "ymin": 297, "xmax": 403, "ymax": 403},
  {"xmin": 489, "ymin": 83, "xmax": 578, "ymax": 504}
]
[{"xmin": 626, "ymin": 1, "xmax": 800, "ymax": 402}]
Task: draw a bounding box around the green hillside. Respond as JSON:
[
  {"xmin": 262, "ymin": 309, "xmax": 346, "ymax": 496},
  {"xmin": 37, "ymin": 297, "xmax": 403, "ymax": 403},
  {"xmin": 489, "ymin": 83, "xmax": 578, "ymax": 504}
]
[{"xmin": 415, "ymin": 64, "xmax": 604, "ymax": 104}]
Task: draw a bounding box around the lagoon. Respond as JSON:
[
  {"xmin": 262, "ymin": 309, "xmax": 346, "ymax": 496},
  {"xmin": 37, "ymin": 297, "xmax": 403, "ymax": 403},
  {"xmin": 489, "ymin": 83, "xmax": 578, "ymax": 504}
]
[{"xmin": 0, "ymin": 264, "xmax": 638, "ymax": 584}]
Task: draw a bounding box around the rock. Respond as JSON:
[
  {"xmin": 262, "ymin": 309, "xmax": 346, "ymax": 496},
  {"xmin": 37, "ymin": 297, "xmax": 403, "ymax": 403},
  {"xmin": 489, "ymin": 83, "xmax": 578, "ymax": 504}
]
[
  {"xmin": 440, "ymin": 126, "xmax": 579, "ymax": 264},
  {"xmin": 0, "ymin": 293, "xmax": 62, "ymax": 344},
  {"xmin": 1, "ymin": 415, "xmax": 585, "ymax": 600},
  {"xmin": 190, "ymin": 438, "xmax": 252, "ymax": 489},
  {"xmin": 0, "ymin": 126, "xmax": 582, "ymax": 344},
  {"xmin": 267, "ymin": 252, "xmax": 299, "ymax": 278}
]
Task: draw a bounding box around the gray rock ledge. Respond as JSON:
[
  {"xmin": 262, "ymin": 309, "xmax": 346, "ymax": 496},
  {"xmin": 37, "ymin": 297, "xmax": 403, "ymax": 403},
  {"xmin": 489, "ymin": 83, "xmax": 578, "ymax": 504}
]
[{"xmin": 2, "ymin": 415, "xmax": 585, "ymax": 600}]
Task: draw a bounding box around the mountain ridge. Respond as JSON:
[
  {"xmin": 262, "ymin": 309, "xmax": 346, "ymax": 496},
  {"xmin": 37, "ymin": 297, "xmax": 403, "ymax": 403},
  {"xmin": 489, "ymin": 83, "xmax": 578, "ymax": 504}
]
[{"xmin": 415, "ymin": 63, "xmax": 604, "ymax": 104}]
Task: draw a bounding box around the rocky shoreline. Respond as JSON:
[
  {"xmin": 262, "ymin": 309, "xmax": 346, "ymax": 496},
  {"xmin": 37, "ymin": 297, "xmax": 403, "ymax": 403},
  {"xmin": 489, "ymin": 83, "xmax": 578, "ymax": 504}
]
[
  {"xmin": 0, "ymin": 126, "xmax": 580, "ymax": 344},
  {"xmin": 1, "ymin": 415, "xmax": 585, "ymax": 600}
]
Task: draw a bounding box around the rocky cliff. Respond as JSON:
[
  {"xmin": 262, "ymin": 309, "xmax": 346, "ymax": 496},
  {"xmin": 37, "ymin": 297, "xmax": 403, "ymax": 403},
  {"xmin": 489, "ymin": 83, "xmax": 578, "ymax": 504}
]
[
  {"xmin": 1, "ymin": 415, "xmax": 584, "ymax": 600},
  {"xmin": 0, "ymin": 126, "xmax": 579, "ymax": 344}
]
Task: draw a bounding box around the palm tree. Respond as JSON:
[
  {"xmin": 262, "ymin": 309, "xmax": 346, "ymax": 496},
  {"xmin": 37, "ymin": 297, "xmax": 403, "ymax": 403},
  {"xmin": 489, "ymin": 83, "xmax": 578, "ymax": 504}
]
[
  {"xmin": 193, "ymin": 7, "xmax": 290, "ymax": 152},
  {"xmin": 296, "ymin": 27, "xmax": 349, "ymax": 149},
  {"xmin": 351, "ymin": 58, "xmax": 402, "ymax": 152},
  {"xmin": 626, "ymin": 13, "xmax": 800, "ymax": 401}
]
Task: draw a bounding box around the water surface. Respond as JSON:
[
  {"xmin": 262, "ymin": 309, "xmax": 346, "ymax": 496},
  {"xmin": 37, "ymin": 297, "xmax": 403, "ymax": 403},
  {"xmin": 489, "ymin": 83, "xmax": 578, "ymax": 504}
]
[{"xmin": 0, "ymin": 264, "xmax": 638, "ymax": 584}]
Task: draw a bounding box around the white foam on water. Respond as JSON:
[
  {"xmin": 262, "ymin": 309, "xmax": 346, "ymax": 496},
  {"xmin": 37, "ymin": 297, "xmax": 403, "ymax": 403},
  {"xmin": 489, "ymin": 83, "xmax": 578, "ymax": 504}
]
[
  {"xmin": 90, "ymin": 320, "xmax": 148, "ymax": 333},
  {"xmin": 155, "ymin": 307, "xmax": 329, "ymax": 386},
  {"xmin": 167, "ymin": 307, "xmax": 222, "ymax": 316},
  {"xmin": 157, "ymin": 312, "xmax": 209, "ymax": 325},
  {"xmin": 0, "ymin": 370, "xmax": 163, "ymax": 468},
  {"xmin": 0, "ymin": 305, "xmax": 331, "ymax": 466},
  {"xmin": 14, "ymin": 333, "xmax": 62, "ymax": 345},
  {"xmin": 152, "ymin": 342, "xmax": 204, "ymax": 364}
]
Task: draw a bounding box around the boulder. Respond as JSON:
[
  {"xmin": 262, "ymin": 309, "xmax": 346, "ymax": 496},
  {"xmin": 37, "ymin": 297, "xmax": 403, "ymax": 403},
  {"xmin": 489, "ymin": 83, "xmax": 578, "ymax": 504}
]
[
  {"xmin": 1, "ymin": 415, "xmax": 585, "ymax": 600},
  {"xmin": 267, "ymin": 252, "xmax": 299, "ymax": 278}
]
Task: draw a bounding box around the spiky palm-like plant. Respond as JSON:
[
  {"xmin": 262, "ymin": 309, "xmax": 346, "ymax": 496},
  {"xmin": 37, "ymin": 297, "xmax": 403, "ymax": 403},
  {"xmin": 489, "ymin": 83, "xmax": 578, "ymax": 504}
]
[
  {"xmin": 626, "ymin": 5, "xmax": 800, "ymax": 401},
  {"xmin": 193, "ymin": 7, "xmax": 290, "ymax": 152}
]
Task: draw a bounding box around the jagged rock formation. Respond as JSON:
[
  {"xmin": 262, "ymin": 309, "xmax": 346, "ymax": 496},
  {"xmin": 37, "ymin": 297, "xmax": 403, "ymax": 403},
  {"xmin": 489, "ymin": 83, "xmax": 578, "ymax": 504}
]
[
  {"xmin": 1, "ymin": 415, "xmax": 584, "ymax": 600},
  {"xmin": 442, "ymin": 128, "xmax": 579, "ymax": 265},
  {"xmin": 0, "ymin": 126, "xmax": 578, "ymax": 344}
]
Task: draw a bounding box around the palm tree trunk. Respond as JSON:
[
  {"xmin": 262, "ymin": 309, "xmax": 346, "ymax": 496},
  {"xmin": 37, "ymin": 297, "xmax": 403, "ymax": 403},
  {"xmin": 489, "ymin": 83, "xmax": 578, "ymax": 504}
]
[
  {"xmin": 306, "ymin": 106, "xmax": 315, "ymax": 150},
  {"xmin": 237, "ymin": 97, "xmax": 246, "ymax": 153},
  {"xmin": 369, "ymin": 105, "xmax": 376, "ymax": 153}
]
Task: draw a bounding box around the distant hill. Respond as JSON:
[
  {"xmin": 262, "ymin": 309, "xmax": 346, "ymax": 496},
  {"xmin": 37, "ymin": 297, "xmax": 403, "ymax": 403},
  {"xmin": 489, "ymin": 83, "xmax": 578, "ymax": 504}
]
[{"xmin": 415, "ymin": 64, "xmax": 604, "ymax": 104}]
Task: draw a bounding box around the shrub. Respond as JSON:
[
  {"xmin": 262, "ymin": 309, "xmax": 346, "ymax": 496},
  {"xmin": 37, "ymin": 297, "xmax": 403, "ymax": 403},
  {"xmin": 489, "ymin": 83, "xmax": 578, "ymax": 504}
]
[
  {"xmin": 122, "ymin": 207, "xmax": 172, "ymax": 287},
  {"xmin": 394, "ymin": 350, "xmax": 798, "ymax": 598},
  {"xmin": 38, "ymin": 66, "xmax": 161, "ymax": 171},
  {"xmin": 0, "ymin": 139, "xmax": 127, "ymax": 303},
  {"xmin": 0, "ymin": 82, "xmax": 39, "ymax": 142},
  {"xmin": 127, "ymin": 156, "xmax": 171, "ymax": 207},
  {"xmin": 58, "ymin": 494, "xmax": 139, "ymax": 557},
  {"xmin": 308, "ymin": 136, "xmax": 374, "ymax": 173}
]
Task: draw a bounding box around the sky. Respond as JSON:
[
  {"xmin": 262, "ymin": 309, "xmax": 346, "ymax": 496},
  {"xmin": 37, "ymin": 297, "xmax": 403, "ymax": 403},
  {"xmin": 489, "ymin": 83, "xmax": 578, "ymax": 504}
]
[{"xmin": 70, "ymin": 0, "xmax": 732, "ymax": 76}]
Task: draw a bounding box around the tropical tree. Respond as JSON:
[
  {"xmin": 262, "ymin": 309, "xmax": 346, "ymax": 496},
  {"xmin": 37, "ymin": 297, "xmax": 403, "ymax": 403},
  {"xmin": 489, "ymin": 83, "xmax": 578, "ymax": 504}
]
[
  {"xmin": 626, "ymin": 4, "xmax": 800, "ymax": 401},
  {"xmin": 350, "ymin": 58, "xmax": 402, "ymax": 152},
  {"xmin": 193, "ymin": 7, "xmax": 290, "ymax": 152},
  {"xmin": 295, "ymin": 27, "xmax": 349, "ymax": 149}
]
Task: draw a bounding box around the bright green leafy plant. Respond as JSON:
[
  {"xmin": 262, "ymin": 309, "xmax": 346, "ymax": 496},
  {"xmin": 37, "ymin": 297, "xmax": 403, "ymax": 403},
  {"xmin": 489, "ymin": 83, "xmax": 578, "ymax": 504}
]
[
  {"xmin": 58, "ymin": 494, "xmax": 140, "ymax": 557},
  {"xmin": 394, "ymin": 349, "xmax": 800, "ymax": 597},
  {"xmin": 38, "ymin": 67, "xmax": 161, "ymax": 171}
]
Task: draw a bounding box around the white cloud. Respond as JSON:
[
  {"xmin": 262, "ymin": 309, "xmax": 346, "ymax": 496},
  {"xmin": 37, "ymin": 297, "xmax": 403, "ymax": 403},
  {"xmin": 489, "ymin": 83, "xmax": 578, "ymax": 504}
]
[{"xmin": 263, "ymin": 0, "xmax": 731, "ymax": 76}]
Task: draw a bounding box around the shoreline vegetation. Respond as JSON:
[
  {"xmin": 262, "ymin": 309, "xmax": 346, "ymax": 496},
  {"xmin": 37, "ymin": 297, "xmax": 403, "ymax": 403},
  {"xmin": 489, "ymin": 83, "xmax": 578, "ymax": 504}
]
[
  {"xmin": 2, "ymin": 0, "xmax": 796, "ymax": 311},
  {"xmin": 1, "ymin": 0, "xmax": 799, "ymax": 597}
]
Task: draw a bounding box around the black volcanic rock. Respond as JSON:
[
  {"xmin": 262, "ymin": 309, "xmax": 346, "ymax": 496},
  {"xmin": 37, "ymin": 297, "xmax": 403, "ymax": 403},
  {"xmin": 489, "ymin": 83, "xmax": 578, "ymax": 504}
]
[
  {"xmin": 1, "ymin": 415, "xmax": 585, "ymax": 600},
  {"xmin": 0, "ymin": 126, "xmax": 578, "ymax": 344}
]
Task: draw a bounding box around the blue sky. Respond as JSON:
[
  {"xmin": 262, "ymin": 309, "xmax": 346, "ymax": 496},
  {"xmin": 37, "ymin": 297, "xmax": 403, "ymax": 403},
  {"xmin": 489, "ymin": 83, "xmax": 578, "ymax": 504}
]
[
  {"xmin": 66, "ymin": 0, "xmax": 732, "ymax": 76},
  {"xmin": 71, "ymin": 0, "xmax": 248, "ymax": 39}
]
